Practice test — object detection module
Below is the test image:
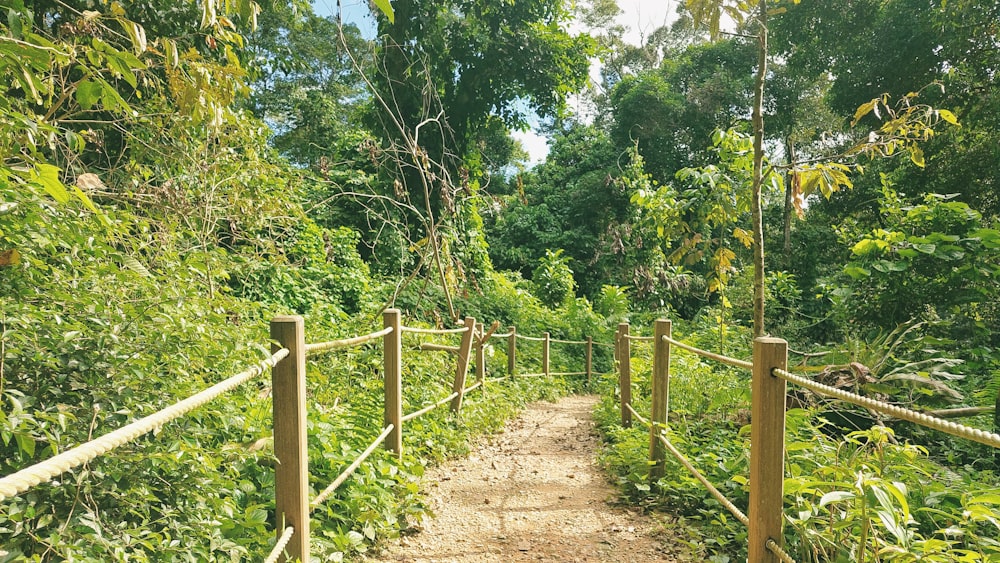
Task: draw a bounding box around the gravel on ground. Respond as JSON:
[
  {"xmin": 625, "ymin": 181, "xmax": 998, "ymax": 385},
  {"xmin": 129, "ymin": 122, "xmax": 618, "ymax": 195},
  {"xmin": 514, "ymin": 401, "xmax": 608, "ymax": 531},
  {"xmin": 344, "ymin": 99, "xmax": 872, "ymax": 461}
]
[{"xmin": 364, "ymin": 395, "xmax": 691, "ymax": 562}]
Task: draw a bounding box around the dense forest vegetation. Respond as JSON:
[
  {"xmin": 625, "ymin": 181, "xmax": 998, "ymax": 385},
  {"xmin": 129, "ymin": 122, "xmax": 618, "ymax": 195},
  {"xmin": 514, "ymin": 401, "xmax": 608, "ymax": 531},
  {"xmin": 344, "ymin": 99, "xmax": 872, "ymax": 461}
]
[{"xmin": 1, "ymin": 0, "xmax": 998, "ymax": 560}]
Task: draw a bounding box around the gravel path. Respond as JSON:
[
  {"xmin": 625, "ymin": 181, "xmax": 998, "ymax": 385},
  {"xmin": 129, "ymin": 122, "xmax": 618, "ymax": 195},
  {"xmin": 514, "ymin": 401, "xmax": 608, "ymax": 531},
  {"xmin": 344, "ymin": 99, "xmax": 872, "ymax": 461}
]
[{"xmin": 365, "ymin": 395, "xmax": 689, "ymax": 562}]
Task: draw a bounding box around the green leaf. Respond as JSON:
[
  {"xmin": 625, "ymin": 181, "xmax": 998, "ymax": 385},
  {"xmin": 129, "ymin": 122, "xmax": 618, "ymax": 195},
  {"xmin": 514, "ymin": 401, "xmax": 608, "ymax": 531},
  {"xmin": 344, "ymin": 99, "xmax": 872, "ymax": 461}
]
[
  {"xmin": 937, "ymin": 109, "xmax": 959, "ymax": 127},
  {"xmin": 75, "ymin": 79, "xmax": 103, "ymax": 110},
  {"xmin": 31, "ymin": 163, "xmax": 69, "ymax": 203},
  {"xmin": 819, "ymin": 490, "xmax": 855, "ymax": 507},
  {"xmin": 909, "ymin": 144, "xmax": 925, "ymax": 168},
  {"xmin": 372, "ymin": 0, "xmax": 394, "ymax": 23},
  {"xmin": 844, "ymin": 265, "xmax": 871, "ymax": 279}
]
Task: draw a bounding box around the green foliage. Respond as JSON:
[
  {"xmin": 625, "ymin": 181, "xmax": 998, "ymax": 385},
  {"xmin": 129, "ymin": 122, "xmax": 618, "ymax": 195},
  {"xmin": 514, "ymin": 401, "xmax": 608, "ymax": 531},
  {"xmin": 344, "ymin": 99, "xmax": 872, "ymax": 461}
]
[
  {"xmin": 532, "ymin": 249, "xmax": 576, "ymax": 309},
  {"xmin": 840, "ymin": 182, "xmax": 1000, "ymax": 331}
]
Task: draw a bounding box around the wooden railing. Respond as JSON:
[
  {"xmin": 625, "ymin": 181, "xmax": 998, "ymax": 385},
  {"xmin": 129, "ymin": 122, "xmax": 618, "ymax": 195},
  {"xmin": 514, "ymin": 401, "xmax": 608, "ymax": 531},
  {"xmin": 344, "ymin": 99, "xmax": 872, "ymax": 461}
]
[
  {"xmin": 614, "ymin": 319, "xmax": 1000, "ymax": 563},
  {"xmin": 0, "ymin": 309, "xmax": 600, "ymax": 562}
]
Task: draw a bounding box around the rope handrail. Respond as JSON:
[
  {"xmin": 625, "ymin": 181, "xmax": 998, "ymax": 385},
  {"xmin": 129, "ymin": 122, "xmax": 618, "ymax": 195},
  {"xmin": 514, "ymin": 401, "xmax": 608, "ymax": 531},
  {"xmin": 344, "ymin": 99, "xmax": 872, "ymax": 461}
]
[
  {"xmin": 662, "ymin": 335, "xmax": 753, "ymax": 370},
  {"xmin": 625, "ymin": 403, "xmax": 650, "ymax": 427},
  {"xmin": 493, "ymin": 332, "xmax": 513, "ymax": 338},
  {"xmin": 548, "ymin": 371, "xmax": 588, "ymax": 377},
  {"xmin": 463, "ymin": 380, "xmax": 483, "ymax": 393},
  {"xmin": 654, "ymin": 431, "xmax": 750, "ymax": 528},
  {"xmin": 624, "ymin": 335, "xmax": 654, "ymax": 342},
  {"xmin": 516, "ymin": 334, "xmax": 547, "ymax": 342},
  {"xmin": 773, "ymin": 368, "xmax": 1000, "ymax": 448},
  {"xmin": 767, "ymin": 538, "xmax": 797, "ymax": 563},
  {"xmin": 305, "ymin": 326, "xmax": 394, "ymax": 354},
  {"xmin": 0, "ymin": 349, "xmax": 289, "ymax": 502},
  {"xmin": 549, "ymin": 337, "xmax": 588, "ymax": 345},
  {"xmin": 263, "ymin": 526, "xmax": 295, "ymax": 563},
  {"xmin": 516, "ymin": 372, "xmax": 549, "ymax": 378},
  {"xmin": 419, "ymin": 343, "xmax": 460, "ymax": 353},
  {"xmin": 401, "ymin": 325, "xmax": 470, "ymax": 335},
  {"xmin": 311, "ymin": 425, "xmax": 394, "ymax": 510},
  {"xmin": 401, "ymin": 392, "xmax": 459, "ymax": 422}
]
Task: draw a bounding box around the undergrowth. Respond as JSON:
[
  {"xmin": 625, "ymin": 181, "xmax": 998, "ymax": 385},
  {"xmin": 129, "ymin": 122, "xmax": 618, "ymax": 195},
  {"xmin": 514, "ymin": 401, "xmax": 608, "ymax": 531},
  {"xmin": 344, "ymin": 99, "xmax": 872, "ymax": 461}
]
[{"xmin": 593, "ymin": 320, "xmax": 1000, "ymax": 562}]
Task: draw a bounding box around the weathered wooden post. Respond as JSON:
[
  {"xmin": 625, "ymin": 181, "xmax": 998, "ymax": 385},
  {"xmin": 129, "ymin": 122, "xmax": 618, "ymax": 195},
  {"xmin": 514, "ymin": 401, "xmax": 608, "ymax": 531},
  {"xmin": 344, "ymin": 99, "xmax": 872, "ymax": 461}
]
[
  {"xmin": 649, "ymin": 319, "xmax": 671, "ymax": 482},
  {"xmin": 450, "ymin": 317, "xmax": 477, "ymax": 413},
  {"xmin": 475, "ymin": 324, "xmax": 486, "ymax": 395},
  {"xmin": 585, "ymin": 336, "xmax": 593, "ymax": 390},
  {"xmin": 542, "ymin": 332, "xmax": 550, "ymax": 377},
  {"xmin": 507, "ymin": 326, "xmax": 516, "ymax": 377},
  {"xmin": 271, "ymin": 315, "xmax": 310, "ymax": 562},
  {"xmin": 749, "ymin": 337, "xmax": 788, "ymax": 562},
  {"xmin": 383, "ymin": 309, "xmax": 402, "ymax": 458},
  {"xmin": 618, "ymin": 322, "xmax": 631, "ymax": 428}
]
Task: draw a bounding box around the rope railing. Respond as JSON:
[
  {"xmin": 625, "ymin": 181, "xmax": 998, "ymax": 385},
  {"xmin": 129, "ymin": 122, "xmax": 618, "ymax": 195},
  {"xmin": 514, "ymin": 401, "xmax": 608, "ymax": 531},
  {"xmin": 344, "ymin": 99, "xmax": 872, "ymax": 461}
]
[
  {"xmin": 661, "ymin": 335, "xmax": 753, "ymax": 370},
  {"xmin": 419, "ymin": 342, "xmax": 460, "ymax": 353},
  {"xmin": 654, "ymin": 430, "xmax": 750, "ymax": 528},
  {"xmin": 492, "ymin": 331, "xmax": 513, "ymax": 338},
  {"xmin": 310, "ymin": 425, "xmax": 395, "ymax": 510},
  {"xmin": 773, "ymin": 367, "xmax": 1000, "ymax": 449},
  {"xmin": 463, "ymin": 380, "xmax": 483, "ymax": 393},
  {"xmin": 0, "ymin": 349, "xmax": 289, "ymax": 502},
  {"xmin": 515, "ymin": 334, "xmax": 547, "ymax": 342},
  {"xmin": 547, "ymin": 371, "xmax": 588, "ymax": 377},
  {"xmin": 767, "ymin": 539, "xmax": 797, "ymax": 563},
  {"xmin": 401, "ymin": 392, "xmax": 460, "ymax": 422},
  {"xmin": 624, "ymin": 334, "xmax": 654, "ymax": 342},
  {"xmin": 400, "ymin": 325, "xmax": 470, "ymax": 335},
  {"xmin": 624, "ymin": 403, "xmax": 650, "ymax": 427},
  {"xmin": 263, "ymin": 526, "xmax": 295, "ymax": 563},
  {"xmin": 549, "ymin": 337, "xmax": 588, "ymax": 345},
  {"xmin": 305, "ymin": 326, "xmax": 393, "ymax": 354}
]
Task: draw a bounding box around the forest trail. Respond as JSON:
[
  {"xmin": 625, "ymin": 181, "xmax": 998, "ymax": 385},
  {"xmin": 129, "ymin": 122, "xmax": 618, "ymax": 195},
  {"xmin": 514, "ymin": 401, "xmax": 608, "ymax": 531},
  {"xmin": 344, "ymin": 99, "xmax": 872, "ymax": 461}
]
[{"xmin": 365, "ymin": 395, "xmax": 690, "ymax": 562}]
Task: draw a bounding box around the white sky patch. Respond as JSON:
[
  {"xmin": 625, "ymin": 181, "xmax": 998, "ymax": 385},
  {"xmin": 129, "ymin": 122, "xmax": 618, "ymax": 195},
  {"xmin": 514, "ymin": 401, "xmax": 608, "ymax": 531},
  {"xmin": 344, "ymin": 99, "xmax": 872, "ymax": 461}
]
[
  {"xmin": 614, "ymin": 0, "xmax": 678, "ymax": 45},
  {"xmin": 511, "ymin": 128, "xmax": 551, "ymax": 166}
]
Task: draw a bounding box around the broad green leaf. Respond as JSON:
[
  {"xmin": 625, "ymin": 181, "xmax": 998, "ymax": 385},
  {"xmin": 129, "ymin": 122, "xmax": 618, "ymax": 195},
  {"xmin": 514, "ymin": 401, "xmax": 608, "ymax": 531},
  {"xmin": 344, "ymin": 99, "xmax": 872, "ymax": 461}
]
[
  {"xmin": 844, "ymin": 265, "xmax": 871, "ymax": 279},
  {"xmin": 31, "ymin": 163, "xmax": 69, "ymax": 203},
  {"xmin": 72, "ymin": 185, "xmax": 111, "ymax": 226},
  {"xmin": 909, "ymin": 144, "xmax": 925, "ymax": 168},
  {"xmin": 76, "ymin": 79, "xmax": 103, "ymax": 110},
  {"xmin": 819, "ymin": 490, "xmax": 855, "ymax": 507},
  {"xmin": 373, "ymin": 0, "xmax": 394, "ymax": 23},
  {"xmin": 937, "ymin": 109, "xmax": 959, "ymax": 126}
]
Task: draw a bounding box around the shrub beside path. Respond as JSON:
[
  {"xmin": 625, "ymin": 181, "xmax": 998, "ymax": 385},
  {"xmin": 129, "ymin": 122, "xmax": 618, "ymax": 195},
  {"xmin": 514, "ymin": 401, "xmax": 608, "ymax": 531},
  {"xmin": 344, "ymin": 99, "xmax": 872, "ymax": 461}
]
[{"xmin": 366, "ymin": 395, "xmax": 689, "ymax": 562}]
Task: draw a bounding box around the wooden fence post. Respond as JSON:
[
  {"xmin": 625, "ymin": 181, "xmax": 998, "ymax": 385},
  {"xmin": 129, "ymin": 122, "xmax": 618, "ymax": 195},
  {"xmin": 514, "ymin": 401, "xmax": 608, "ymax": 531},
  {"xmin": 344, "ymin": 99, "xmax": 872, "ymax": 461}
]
[
  {"xmin": 585, "ymin": 336, "xmax": 593, "ymax": 390},
  {"xmin": 475, "ymin": 324, "xmax": 486, "ymax": 395},
  {"xmin": 507, "ymin": 326, "xmax": 516, "ymax": 377},
  {"xmin": 542, "ymin": 332, "xmax": 550, "ymax": 377},
  {"xmin": 749, "ymin": 337, "xmax": 788, "ymax": 563},
  {"xmin": 649, "ymin": 319, "xmax": 671, "ymax": 482},
  {"xmin": 271, "ymin": 316, "xmax": 310, "ymax": 563},
  {"xmin": 618, "ymin": 322, "xmax": 631, "ymax": 428},
  {"xmin": 451, "ymin": 317, "xmax": 477, "ymax": 413},
  {"xmin": 383, "ymin": 309, "xmax": 402, "ymax": 458}
]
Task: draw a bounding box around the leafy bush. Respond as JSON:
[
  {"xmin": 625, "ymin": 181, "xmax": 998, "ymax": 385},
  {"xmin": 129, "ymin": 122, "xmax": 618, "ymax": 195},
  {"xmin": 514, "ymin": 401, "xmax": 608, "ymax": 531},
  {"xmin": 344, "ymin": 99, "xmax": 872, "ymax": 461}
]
[{"xmin": 532, "ymin": 249, "xmax": 576, "ymax": 308}]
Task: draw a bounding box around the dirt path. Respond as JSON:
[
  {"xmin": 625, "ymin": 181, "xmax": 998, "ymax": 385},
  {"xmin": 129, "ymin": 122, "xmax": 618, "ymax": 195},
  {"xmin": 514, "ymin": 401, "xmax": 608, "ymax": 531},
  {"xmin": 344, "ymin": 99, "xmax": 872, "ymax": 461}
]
[{"xmin": 365, "ymin": 395, "xmax": 689, "ymax": 562}]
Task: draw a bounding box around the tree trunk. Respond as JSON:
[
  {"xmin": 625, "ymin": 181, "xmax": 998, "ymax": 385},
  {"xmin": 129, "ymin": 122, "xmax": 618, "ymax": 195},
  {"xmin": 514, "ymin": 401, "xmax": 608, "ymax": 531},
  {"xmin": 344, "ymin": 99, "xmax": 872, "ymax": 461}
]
[
  {"xmin": 783, "ymin": 136, "xmax": 795, "ymax": 270},
  {"xmin": 751, "ymin": 0, "xmax": 769, "ymax": 338}
]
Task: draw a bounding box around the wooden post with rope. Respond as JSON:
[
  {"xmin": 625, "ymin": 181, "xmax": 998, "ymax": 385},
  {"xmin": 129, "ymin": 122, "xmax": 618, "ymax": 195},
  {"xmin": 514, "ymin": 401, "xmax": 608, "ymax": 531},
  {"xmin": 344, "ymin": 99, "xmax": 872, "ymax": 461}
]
[
  {"xmin": 507, "ymin": 326, "xmax": 516, "ymax": 377},
  {"xmin": 618, "ymin": 322, "xmax": 631, "ymax": 428},
  {"xmin": 542, "ymin": 332, "xmax": 550, "ymax": 377},
  {"xmin": 649, "ymin": 319, "xmax": 671, "ymax": 482},
  {"xmin": 450, "ymin": 317, "xmax": 477, "ymax": 413},
  {"xmin": 383, "ymin": 309, "xmax": 402, "ymax": 458},
  {"xmin": 749, "ymin": 337, "xmax": 788, "ymax": 562},
  {"xmin": 475, "ymin": 324, "xmax": 486, "ymax": 395},
  {"xmin": 585, "ymin": 336, "xmax": 593, "ymax": 390},
  {"xmin": 271, "ymin": 315, "xmax": 310, "ymax": 562}
]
